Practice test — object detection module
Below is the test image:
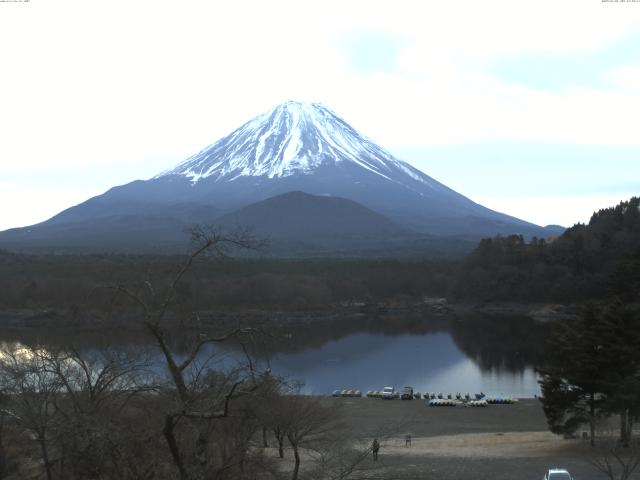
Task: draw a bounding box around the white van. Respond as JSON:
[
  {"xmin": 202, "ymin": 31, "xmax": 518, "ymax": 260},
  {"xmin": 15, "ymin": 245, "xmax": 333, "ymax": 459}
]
[{"xmin": 381, "ymin": 386, "xmax": 396, "ymax": 399}]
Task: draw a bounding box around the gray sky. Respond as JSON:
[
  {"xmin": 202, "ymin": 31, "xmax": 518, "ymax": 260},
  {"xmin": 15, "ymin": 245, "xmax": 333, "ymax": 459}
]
[{"xmin": 1, "ymin": 0, "xmax": 639, "ymax": 230}]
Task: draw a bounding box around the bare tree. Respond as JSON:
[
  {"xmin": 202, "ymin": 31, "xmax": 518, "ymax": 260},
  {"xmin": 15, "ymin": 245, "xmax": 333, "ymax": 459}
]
[
  {"xmin": 43, "ymin": 347, "xmax": 156, "ymax": 479},
  {"xmin": 588, "ymin": 438, "xmax": 640, "ymax": 480},
  {"xmin": 306, "ymin": 437, "xmax": 374, "ymax": 480},
  {"xmin": 269, "ymin": 393, "xmax": 341, "ymax": 480},
  {"xmin": 251, "ymin": 372, "xmax": 288, "ymax": 458},
  {"xmin": 39, "ymin": 346, "xmax": 151, "ymax": 413},
  {"xmin": 263, "ymin": 388, "xmax": 391, "ymax": 480},
  {"xmin": 0, "ymin": 400, "xmax": 7, "ymax": 479},
  {"xmin": 0, "ymin": 343, "xmax": 159, "ymax": 480},
  {"xmin": 0, "ymin": 347, "xmax": 63, "ymax": 480},
  {"xmin": 108, "ymin": 225, "xmax": 273, "ymax": 480},
  {"xmin": 313, "ymin": 416, "xmax": 412, "ymax": 480}
]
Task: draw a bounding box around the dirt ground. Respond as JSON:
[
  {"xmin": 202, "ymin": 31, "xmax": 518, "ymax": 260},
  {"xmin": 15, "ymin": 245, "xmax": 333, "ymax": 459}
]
[{"xmin": 325, "ymin": 397, "xmax": 614, "ymax": 480}]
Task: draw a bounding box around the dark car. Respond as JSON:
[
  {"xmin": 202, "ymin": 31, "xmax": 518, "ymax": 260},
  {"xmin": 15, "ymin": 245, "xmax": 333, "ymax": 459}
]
[{"xmin": 400, "ymin": 386, "xmax": 414, "ymax": 400}]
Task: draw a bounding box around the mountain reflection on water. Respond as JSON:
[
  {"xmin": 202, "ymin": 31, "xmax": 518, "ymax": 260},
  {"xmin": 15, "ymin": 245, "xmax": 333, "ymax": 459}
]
[
  {"xmin": 0, "ymin": 313, "xmax": 549, "ymax": 398},
  {"xmin": 257, "ymin": 314, "xmax": 546, "ymax": 397},
  {"xmin": 268, "ymin": 331, "xmax": 540, "ymax": 397}
]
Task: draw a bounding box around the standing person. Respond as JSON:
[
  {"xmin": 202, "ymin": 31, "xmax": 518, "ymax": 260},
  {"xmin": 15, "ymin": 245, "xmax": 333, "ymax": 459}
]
[
  {"xmin": 405, "ymin": 434, "xmax": 412, "ymax": 447},
  {"xmin": 372, "ymin": 438, "xmax": 380, "ymax": 461}
]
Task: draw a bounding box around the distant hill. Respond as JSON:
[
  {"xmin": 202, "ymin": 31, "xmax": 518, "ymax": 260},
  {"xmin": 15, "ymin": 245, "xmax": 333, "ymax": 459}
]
[
  {"xmin": 216, "ymin": 191, "xmax": 408, "ymax": 240},
  {"xmin": 0, "ymin": 191, "xmax": 477, "ymax": 257},
  {"xmin": 452, "ymin": 197, "xmax": 640, "ymax": 303}
]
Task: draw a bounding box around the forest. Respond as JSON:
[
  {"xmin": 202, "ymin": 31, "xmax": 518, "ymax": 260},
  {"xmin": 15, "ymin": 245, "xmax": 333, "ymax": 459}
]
[
  {"xmin": 1, "ymin": 198, "xmax": 638, "ymax": 314},
  {"xmin": 452, "ymin": 197, "xmax": 640, "ymax": 304},
  {"xmin": 0, "ymin": 252, "xmax": 455, "ymax": 313}
]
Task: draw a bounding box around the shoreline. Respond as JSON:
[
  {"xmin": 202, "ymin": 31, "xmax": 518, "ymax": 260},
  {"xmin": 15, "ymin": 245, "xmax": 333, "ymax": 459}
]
[{"xmin": 0, "ymin": 299, "xmax": 579, "ymax": 328}]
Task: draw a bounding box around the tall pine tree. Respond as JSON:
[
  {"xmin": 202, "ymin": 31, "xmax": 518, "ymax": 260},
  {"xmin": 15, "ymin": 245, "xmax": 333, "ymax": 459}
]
[
  {"xmin": 538, "ymin": 308, "xmax": 610, "ymax": 445},
  {"xmin": 538, "ymin": 304, "xmax": 640, "ymax": 445},
  {"xmin": 597, "ymin": 303, "xmax": 640, "ymax": 446}
]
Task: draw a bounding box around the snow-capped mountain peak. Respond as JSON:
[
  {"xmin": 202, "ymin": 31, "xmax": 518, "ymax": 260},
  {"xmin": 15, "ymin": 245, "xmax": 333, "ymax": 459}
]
[
  {"xmin": 156, "ymin": 101, "xmax": 431, "ymax": 186},
  {"xmin": 0, "ymin": 101, "xmax": 558, "ymax": 250}
]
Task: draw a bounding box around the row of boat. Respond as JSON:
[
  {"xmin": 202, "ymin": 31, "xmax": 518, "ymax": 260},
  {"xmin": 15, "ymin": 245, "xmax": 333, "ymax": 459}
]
[
  {"xmin": 332, "ymin": 389, "xmax": 363, "ymax": 397},
  {"xmin": 364, "ymin": 391, "xmax": 486, "ymax": 400},
  {"xmin": 331, "ymin": 389, "xmax": 519, "ymax": 404},
  {"xmin": 429, "ymin": 399, "xmax": 486, "ymax": 407},
  {"xmin": 429, "ymin": 397, "xmax": 518, "ymax": 406}
]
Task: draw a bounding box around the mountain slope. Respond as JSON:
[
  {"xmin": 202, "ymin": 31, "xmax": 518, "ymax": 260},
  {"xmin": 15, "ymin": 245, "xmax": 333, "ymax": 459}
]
[
  {"xmin": 0, "ymin": 202, "xmax": 222, "ymax": 252},
  {"xmin": 0, "ymin": 215, "xmax": 192, "ymax": 252}
]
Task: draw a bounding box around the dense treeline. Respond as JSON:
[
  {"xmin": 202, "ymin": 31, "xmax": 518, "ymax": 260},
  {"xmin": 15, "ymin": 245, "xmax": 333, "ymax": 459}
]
[
  {"xmin": 2, "ymin": 197, "xmax": 639, "ymax": 313},
  {"xmin": 0, "ymin": 253, "xmax": 455, "ymax": 312},
  {"xmin": 453, "ymin": 197, "xmax": 640, "ymax": 303}
]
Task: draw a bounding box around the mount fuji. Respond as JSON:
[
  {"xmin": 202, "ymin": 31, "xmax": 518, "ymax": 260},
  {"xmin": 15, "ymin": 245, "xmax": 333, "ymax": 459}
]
[{"xmin": 0, "ymin": 101, "xmax": 562, "ymax": 255}]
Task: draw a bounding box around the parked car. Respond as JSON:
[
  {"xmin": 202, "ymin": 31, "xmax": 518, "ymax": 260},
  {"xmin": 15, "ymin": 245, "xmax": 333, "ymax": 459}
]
[
  {"xmin": 381, "ymin": 386, "xmax": 396, "ymax": 399},
  {"xmin": 543, "ymin": 468, "xmax": 573, "ymax": 480},
  {"xmin": 400, "ymin": 386, "xmax": 414, "ymax": 400}
]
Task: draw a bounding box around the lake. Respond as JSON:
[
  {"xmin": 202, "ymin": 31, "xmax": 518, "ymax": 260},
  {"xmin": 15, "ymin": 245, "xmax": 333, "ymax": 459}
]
[
  {"xmin": 0, "ymin": 313, "xmax": 547, "ymax": 398},
  {"xmin": 251, "ymin": 331, "xmax": 540, "ymax": 397},
  {"xmin": 190, "ymin": 313, "xmax": 546, "ymax": 398}
]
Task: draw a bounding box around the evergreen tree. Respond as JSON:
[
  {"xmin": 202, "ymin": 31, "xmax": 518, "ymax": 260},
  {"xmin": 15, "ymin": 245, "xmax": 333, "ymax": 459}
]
[
  {"xmin": 538, "ymin": 304, "xmax": 640, "ymax": 445},
  {"xmin": 597, "ymin": 303, "xmax": 640, "ymax": 446},
  {"xmin": 537, "ymin": 308, "xmax": 610, "ymax": 445}
]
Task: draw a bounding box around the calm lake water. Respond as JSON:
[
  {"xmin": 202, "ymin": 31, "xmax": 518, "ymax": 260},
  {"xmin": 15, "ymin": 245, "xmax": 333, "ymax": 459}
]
[
  {"xmin": 0, "ymin": 313, "xmax": 546, "ymax": 398},
  {"xmin": 257, "ymin": 331, "xmax": 540, "ymax": 397},
  {"xmin": 196, "ymin": 313, "xmax": 545, "ymax": 398}
]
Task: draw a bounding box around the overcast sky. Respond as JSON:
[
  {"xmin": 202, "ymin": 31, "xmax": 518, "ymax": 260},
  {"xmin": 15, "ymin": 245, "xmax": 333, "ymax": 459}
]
[{"xmin": 1, "ymin": 0, "xmax": 639, "ymax": 231}]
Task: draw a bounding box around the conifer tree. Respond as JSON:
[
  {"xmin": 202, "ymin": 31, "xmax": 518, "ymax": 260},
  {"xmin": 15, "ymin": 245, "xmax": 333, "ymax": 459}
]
[
  {"xmin": 538, "ymin": 304, "xmax": 640, "ymax": 445},
  {"xmin": 538, "ymin": 308, "xmax": 610, "ymax": 445},
  {"xmin": 597, "ymin": 303, "xmax": 640, "ymax": 446}
]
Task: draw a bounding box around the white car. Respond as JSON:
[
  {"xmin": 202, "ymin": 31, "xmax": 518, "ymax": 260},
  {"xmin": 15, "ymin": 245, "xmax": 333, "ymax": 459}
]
[
  {"xmin": 381, "ymin": 386, "xmax": 396, "ymax": 399},
  {"xmin": 543, "ymin": 468, "xmax": 573, "ymax": 480}
]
